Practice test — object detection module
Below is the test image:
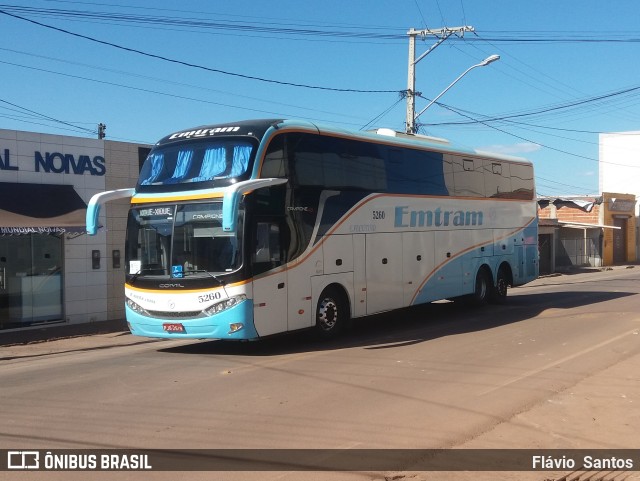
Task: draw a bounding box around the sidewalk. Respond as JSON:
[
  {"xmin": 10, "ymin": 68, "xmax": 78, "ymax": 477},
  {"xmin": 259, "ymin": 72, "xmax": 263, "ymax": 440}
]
[
  {"xmin": 0, "ymin": 327, "xmax": 162, "ymax": 361},
  {"xmin": 0, "ymin": 318, "xmax": 128, "ymax": 347}
]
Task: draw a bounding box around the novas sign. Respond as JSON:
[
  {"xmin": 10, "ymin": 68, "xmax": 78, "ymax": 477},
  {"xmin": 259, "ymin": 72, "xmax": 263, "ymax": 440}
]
[
  {"xmin": 0, "ymin": 149, "xmax": 106, "ymax": 176},
  {"xmin": 35, "ymin": 152, "xmax": 105, "ymax": 176}
]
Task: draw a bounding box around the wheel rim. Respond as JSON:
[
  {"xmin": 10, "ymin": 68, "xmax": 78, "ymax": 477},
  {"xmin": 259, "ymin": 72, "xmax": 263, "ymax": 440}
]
[
  {"xmin": 496, "ymin": 276, "xmax": 508, "ymax": 297},
  {"xmin": 317, "ymin": 297, "xmax": 338, "ymax": 331}
]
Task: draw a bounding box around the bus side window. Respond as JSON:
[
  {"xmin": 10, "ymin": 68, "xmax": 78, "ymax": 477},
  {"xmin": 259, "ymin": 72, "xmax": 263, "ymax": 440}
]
[
  {"xmin": 261, "ymin": 135, "xmax": 286, "ymax": 178},
  {"xmin": 253, "ymin": 222, "xmax": 282, "ymax": 274}
]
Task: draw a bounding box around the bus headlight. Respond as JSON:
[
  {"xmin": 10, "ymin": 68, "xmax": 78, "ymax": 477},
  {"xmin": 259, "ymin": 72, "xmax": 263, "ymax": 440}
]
[
  {"xmin": 126, "ymin": 297, "xmax": 150, "ymax": 317},
  {"xmin": 203, "ymin": 294, "xmax": 247, "ymax": 316}
]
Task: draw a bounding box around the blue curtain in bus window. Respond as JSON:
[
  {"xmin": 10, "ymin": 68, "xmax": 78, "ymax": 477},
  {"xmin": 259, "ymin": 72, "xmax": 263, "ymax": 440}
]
[
  {"xmin": 229, "ymin": 145, "xmax": 251, "ymax": 177},
  {"xmin": 193, "ymin": 147, "xmax": 226, "ymax": 182},
  {"xmin": 140, "ymin": 153, "xmax": 165, "ymax": 185},
  {"xmin": 167, "ymin": 149, "xmax": 194, "ymax": 183}
]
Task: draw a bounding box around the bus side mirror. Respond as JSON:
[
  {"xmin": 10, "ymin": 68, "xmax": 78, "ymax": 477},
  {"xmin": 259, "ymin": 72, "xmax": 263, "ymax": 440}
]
[
  {"xmin": 222, "ymin": 178, "xmax": 288, "ymax": 233},
  {"xmin": 86, "ymin": 188, "xmax": 135, "ymax": 235}
]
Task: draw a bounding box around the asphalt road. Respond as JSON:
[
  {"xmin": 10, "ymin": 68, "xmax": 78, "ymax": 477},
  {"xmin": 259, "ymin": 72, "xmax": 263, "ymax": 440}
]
[{"xmin": 1, "ymin": 267, "xmax": 639, "ymax": 481}]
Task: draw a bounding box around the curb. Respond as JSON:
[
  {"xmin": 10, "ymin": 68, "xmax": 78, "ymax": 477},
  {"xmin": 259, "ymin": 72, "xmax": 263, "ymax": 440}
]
[{"xmin": 0, "ymin": 318, "xmax": 128, "ymax": 347}]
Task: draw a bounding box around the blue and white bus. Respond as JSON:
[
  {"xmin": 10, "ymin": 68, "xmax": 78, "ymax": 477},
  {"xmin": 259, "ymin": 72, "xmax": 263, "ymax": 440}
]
[{"xmin": 87, "ymin": 119, "xmax": 538, "ymax": 340}]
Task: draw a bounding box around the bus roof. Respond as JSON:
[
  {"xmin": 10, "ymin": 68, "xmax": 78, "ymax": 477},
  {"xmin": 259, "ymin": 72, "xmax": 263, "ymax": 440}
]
[{"xmin": 156, "ymin": 119, "xmax": 531, "ymax": 165}]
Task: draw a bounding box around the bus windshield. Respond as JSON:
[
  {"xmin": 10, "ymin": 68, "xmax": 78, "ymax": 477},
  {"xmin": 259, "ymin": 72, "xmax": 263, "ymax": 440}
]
[
  {"xmin": 137, "ymin": 138, "xmax": 256, "ymax": 189},
  {"xmin": 125, "ymin": 202, "xmax": 243, "ymax": 278}
]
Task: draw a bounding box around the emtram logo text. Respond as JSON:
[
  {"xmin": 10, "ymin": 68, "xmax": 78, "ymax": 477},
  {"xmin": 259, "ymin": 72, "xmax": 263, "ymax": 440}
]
[{"xmin": 394, "ymin": 206, "xmax": 483, "ymax": 228}]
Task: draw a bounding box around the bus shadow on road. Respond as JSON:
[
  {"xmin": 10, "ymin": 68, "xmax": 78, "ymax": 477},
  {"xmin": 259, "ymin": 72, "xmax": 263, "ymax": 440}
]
[{"xmin": 157, "ymin": 290, "xmax": 636, "ymax": 357}]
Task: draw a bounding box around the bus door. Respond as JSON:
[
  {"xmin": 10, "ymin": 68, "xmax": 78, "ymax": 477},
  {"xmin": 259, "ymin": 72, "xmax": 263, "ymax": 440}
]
[{"xmin": 251, "ymin": 220, "xmax": 287, "ymax": 337}]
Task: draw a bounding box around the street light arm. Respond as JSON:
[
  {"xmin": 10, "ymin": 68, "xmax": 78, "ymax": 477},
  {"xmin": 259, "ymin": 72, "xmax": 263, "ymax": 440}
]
[
  {"xmin": 414, "ymin": 54, "xmax": 500, "ymax": 124},
  {"xmin": 413, "ymin": 33, "xmax": 451, "ymax": 66}
]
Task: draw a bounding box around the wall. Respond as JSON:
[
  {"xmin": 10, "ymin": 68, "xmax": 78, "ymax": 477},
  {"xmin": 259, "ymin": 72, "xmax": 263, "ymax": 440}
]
[
  {"xmin": 104, "ymin": 141, "xmax": 149, "ymax": 321},
  {"xmin": 537, "ymin": 198, "xmax": 603, "ymax": 269},
  {"xmin": 601, "ymin": 192, "xmax": 637, "ymax": 265},
  {"xmin": 538, "ymin": 199, "xmax": 601, "ymax": 224},
  {"xmin": 0, "ymin": 129, "xmax": 149, "ymax": 327},
  {"xmin": 0, "ymin": 129, "xmax": 107, "ymax": 324},
  {"xmin": 600, "ymin": 132, "xmax": 640, "ymax": 216}
]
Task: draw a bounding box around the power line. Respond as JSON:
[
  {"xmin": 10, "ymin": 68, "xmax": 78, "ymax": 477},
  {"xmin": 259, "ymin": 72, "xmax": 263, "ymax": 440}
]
[
  {"xmin": 459, "ymin": 0, "xmax": 467, "ymax": 25},
  {"xmin": 467, "ymin": 32, "xmax": 588, "ymax": 104},
  {"xmin": 0, "ymin": 60, "xmax": 293, "ymax": 117},
  {"xmin": 1, "ymin": 3, "xmax": 405, "ymax": 38},
  {"xmin": 0, "ymin": 59, "xmax": 382, "ymax": 133},
  {"xmin": 536, "ymin": 177, "xmax": 596, "ymax": 195},
  {"xmin": 3, "ymin": 4, "xmax": 640, "ymax": 45},
  {"xmin": 0, "ymin": 97, "xmax": 95, "ymax": 135},
  {"xmin": 421, "ymin": 95, "xmax": 640, "ymax": 168},
  {"xmin": 360, "ymin": 96, "xmax": 405, "ymax": 131},
  {"xmin": 433, "ymin": 101, "xmax": 639, "ymax": 136},
  {"xmin": 434, "ymin": 0, "xmax": 447, "ymax": 27},
  {"xmin": 425, "ymin": 84, "xmax": 640, "ymax": 127},
  {"xmin": 0, "ymin": 47, "xmax": 367, "ymax": 122},
  {"xmin": 0, "ymin": 9, "xmax": 401, "ymax": 94}
]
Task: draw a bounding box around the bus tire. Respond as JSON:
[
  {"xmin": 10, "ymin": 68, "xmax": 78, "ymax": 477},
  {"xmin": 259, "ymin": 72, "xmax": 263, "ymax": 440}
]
[
  {"xmin": 314, "ymin": 287, "xmax": 348, "ymax": 339},
  {"xmin": 489, "ymin": 266, "xmax": 509, "ymax": 304},
  {"xmin": 469, "ymin": 267, "xmax": 491, "ymax": 305}
]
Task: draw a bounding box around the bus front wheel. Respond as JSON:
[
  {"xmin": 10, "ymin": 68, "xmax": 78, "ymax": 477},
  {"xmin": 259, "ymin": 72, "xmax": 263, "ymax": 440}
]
[
  {"xmin": 314, "ymin": 287, "xmax": 347, "ymax": 339},
  {"xmin": 469, "ymin": 268, "xmax": 491, "ymax": 305}
]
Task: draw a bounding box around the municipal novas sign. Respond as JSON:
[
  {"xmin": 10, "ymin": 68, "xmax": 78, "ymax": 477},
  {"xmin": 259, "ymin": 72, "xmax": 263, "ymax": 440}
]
[{"xmin": 0, "ymin": 148, "xmax": 105, "ymax": 176}]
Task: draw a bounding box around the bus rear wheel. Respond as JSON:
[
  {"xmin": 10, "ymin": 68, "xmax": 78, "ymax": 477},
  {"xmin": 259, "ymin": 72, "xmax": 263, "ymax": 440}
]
[
  {"xmin": 489, "ymin": 266, "xmax": 509, "ymax": 304},
  {"xmin": 314, "ymin": 287, "xmax": 347, "ymax": 339}
]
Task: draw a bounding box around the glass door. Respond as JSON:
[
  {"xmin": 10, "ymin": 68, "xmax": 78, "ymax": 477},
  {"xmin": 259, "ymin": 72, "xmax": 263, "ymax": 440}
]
[{"xmin": 0, "ymin": 234, "xmax": 63, "ymax": 329}]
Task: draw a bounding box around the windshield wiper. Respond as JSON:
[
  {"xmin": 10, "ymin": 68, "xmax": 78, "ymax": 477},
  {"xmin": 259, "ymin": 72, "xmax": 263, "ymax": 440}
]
[
  {"xmin": 129, "ymin": 267, "xmax": 164, "ymax": 284},
  {"xmin": 181, "ymin": 269, "xmax": 226, "ymax": 286},
  {"xmin": 129, "ymin": 268, "xmax": 226, "ymax": 286}
]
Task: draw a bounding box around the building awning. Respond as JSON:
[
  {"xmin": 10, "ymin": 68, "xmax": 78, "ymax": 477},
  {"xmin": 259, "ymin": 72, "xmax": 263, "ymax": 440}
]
[
  {"xmin": 0, "ymin": 182, "xmax": 87, "ymax": 235},
  {"xmin": 558, "ymin": 221, "xmax": 620, "ymax": 230}
]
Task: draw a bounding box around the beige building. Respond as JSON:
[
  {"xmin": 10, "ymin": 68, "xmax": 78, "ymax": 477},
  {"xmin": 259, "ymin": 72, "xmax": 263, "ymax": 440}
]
[
  {"xmin": 0, "ymin": 128, "xmax": 149, "ymax": 332},
  {"xmin": 599, "ymin": 131, "xmax": 640, "ymax": 260},
  {"xmin": 601, "ymin": 193, "xmax": 637, "ymax": 265}
]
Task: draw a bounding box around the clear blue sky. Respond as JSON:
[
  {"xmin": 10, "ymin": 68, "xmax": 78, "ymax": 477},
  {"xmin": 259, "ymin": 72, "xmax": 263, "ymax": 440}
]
[{"xmin": 1, "ymin": 0, "xmax": 639, "ymax": 196}]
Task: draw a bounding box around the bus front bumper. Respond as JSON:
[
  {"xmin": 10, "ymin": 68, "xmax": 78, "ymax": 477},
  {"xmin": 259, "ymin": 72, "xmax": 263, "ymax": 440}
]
[{"xmin": 125, "ymin": 300, "xmax": 259, "ymax": 340}]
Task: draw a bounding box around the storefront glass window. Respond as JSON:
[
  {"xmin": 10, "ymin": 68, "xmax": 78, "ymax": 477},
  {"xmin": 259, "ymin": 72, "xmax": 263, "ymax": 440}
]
[{"xmin": 0, "ymin": 234, "xmax": 63, "ymax": 330}]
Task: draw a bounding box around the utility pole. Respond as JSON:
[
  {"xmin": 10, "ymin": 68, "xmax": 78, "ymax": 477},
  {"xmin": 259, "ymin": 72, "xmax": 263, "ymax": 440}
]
[
  {"xmin": 97, "ymin": 123, "xmax": 106, "ymax": 139},
  {"xmin": 405, "ymin": 26, "xmax": 474, "ymax": 134}
]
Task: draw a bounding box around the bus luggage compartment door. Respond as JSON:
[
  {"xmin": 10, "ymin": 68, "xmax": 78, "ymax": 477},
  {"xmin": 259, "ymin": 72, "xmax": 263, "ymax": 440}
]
[{"xmin": 365, "ymin": 233, "xmax": 403, "ymax": 315}]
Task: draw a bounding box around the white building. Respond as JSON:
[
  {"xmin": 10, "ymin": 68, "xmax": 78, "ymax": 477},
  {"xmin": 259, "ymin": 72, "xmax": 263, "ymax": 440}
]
[
  {"xmin": 0, "ymin": 129, "xmax": 149, "ymax": 332},
  {"xmin": 599, "ymin": 131, "xmax": 640, "ymax": 258},
  {"xmin": 599, "ymin": 131, "xmax": 640, "ymax": 215}
]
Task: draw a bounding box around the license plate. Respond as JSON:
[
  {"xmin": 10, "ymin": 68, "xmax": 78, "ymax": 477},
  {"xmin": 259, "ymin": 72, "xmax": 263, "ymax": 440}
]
[{"xmin": 163, "ymin": 323, "xmax": 185, "ymax": 333}]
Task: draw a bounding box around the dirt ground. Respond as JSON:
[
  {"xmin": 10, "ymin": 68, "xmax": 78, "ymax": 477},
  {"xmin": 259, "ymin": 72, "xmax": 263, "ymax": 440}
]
[{"xmin": 3, "ymin": 268, "xmax": 640, "ymax": 481}]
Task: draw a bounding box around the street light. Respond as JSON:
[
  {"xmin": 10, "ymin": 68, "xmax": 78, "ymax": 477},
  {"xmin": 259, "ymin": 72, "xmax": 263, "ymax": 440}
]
[{"xmin": 412, "ymin": 54, "xmax": 500, "ymax": 130}]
